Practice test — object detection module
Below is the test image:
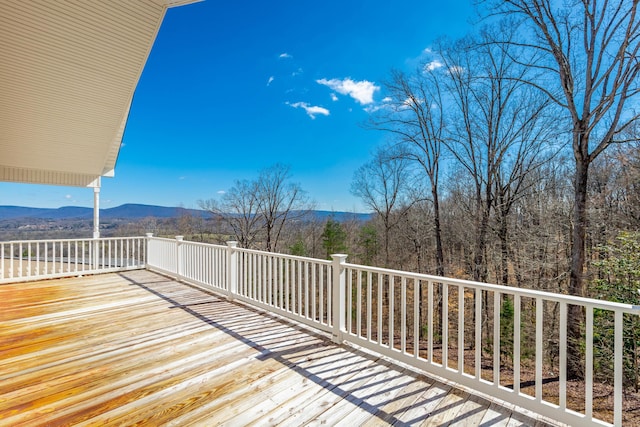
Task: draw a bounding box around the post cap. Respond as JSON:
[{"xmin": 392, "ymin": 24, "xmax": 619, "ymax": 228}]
[{"xmin": 330, "ymin": 254, "xmax": 349, "ymax": 262}]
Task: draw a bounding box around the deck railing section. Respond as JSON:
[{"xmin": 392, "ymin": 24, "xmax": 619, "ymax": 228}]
[
  {"xmin": 145, "ymin": 236, "xmax": 638, "ymax": 427},
  {"xmin": 338, "ymin": 262, "xmax": 640, "ymax": 427},
  {"xmin": 233, "ymin": 247, "xmax": 334, "ymax": 333},
  {"xmin": 146, "ymin": 235, "xmax": 227, "ymax": 292},
  {"xmin": 145, "ymin": 236, "xmax": 333, "ymax": 333},
  {"xmin": 0, "ymin": 236, "xmax": 146, "ymax": 283}
]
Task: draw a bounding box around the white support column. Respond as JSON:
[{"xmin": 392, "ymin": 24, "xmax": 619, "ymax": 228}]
[
  {"xmin": 331, "ymin": 253, "xmax": 348, "ymax": 344},
  {"xmin": 87, "ymin": 177, "xmax": 102, "ymax": 270}
]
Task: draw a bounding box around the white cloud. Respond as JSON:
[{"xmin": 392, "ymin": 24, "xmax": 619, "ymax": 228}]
[
  {"xmin": 330, "ymin": 93, "xmax": 339, "ymax": 102},
  {"xmin": 217, "ymin": 190, "xmax": 226, "ymax": 195},
  {"xmin": 267, "ymin": 76, "xmax": 274, "ymax": 86},
  {"xmin": 179, "ymin": 176, "xmax": 186, "ymax": 180},
  {"xmin": 279, "ymin": 53, "xmax": 292, "ymax": 59},
  {"xmin": 404, "ymin": 97, "xmax": 419, "ymax": 107},
  {"xmin": 425, "ymin": 59, "xmax": 444, "ymax": 71},
  {"xmin": 316, "ymin": 78, "xmax": 380, "ymax": 105},
  {"xmin": 363, "ymin": 95, "xmax": 410, "ymax": 114},
  {"xmin": 65, "ymin": 194, "xmax": 72, "ymax": 199},
  {"xmin": 423, "ymin": 47, "xmax": 433, "ymax": 54},
  {"xmin": 287, "ymin": 102, "xmax": 330, "ymax": 119},
  {"xmin": 447, "ymin": 65, "xmax": 465, "ymax": 76},
  {"xmin": 364, "ymin": 104, "xmax": 385, "ymax": 113},
  {"xmin": 292, "ymin": 67, "xmax": 303, "ymax": 77}
]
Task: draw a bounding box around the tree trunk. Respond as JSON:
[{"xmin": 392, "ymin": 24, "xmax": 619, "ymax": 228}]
[
  {"xmin": 567, "ymin": 149, "xmax": 590, "ymax": 379},
  {"xmin": 265, "ymin": 224, "xmax": 272, "ymax": 252},
  {"xmin": 474, "ymin": 199, "xmax": 491, "ymax": 283},
  {"xmin": 432, "ymin": 185, "xmax": 445, "ymax": 276},
  {"xmin": 499, "ymin": 209, "xmax": 509, "ymax": 286},
  {"xmin": 384, "ymin": 218, "xmax": 391, "ymax": 268}
]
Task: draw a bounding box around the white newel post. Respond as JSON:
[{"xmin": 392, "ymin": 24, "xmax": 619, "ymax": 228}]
[
  {"xmin": 175, "ymin": 236, "xmax": 184, "ymax": 281},
  {"xmin": 93, "ymin": 186, "xmax": 100, "ymax": 239},
  {"xmin": 145, "ymin": 233, "xmax": 153, "ymax": 266},
  {"xmin": 92, "ymin": 237, "xmax": 100, "ymax": 270},
  {"xmin": 226, "ymin": 241, "xmax": 238, "ymax": 300},
  {"xmin": 331, "ymin": 254, "xmax": 348, "ymax": 344}
]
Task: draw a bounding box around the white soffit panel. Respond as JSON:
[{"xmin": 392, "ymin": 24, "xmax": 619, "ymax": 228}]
[{"xmin": 0, "ymin": 0, "xmax": 199, "ymax": 187}]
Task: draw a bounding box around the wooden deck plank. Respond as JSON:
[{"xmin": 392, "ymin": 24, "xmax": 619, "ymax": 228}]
[
  {"xmin": 195, "ymin": 341, "xmax": 348, "ymax": 423},
  {"xmin": 393, "ymin": 382, "xmax": 453, "ymax": 425},
  {"xmin": 240, "ymin": 348, "xmax": 381, "ymax": 425},
  {"xmin": 328, "ymin": 365, "xmax": 424, "ymax": 426},
  {"xmin": 185, "ymin": 348, "xmax": 347, "ymax": 425},
  {"xmin": 260, "ymin": 348, "xmax": 376, "ymax": 425},
  {"xmin": 479, "ymin": 401, "xmax": 514, "ymax": 426},
  {"xmin": 360, "ymin": 374, "xmax": 435, "ymax": 426},
  {"xmin": 440, "ymin": 393, "xmax": 491, "ymax": 426},
  {"xmin": 0, "ymin": 270, "xmax": 558, "ymax": 426},
  {"xmin": 302, "ymin": 359, "xmax": 409, "ymax": 426},
  {"xmin": 154, "ymin": 343, "xmax": 337, "ymax": 426},
  {"xmin": 420, "ymin": 388, "xmax": 470, "ymax": 426}
]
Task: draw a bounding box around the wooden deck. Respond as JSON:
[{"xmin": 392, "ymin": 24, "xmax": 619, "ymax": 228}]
[{"xmin": 0, "ymin": 270, "xmax": 557, "ymax": 426}]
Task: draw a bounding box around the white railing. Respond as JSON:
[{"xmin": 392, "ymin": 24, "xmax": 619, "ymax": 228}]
[
  {"xmin": 146, "ymin": 235, "xmax": 228, "ymax": 293},
  {"xmin": 146, "ymin": 236, "xmax": 334, "ymax": 333},
  {"xmin": 0, "ymin": 236, "xmax": 146, "ymax": 283},
  {"xmin": 234, "ymin": 246, "xmax": 334, "ymax": 333},
  {"xmin": 337, "ymin": 262, "xmax": 639, "ymax": 427},
  {"xmin": 8, "ymin": 234, "xmax": 634, "ymax": 426},
  {"xmin": 145, "ymin": 236, "xmax": 640, "ymax": 427}
]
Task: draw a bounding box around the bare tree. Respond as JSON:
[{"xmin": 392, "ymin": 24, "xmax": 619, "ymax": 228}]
[
  {"xmin": 256, "ymin": 163, "xmax": 308, "ymax": 252},
  {"xmin": 200, "ymin": 164, "xmax": 308, "ymax": 251},
  {"xmin": 438, "ymin": 25, "xmax": 556, "ymax": 283},
  {"xmin": 199, "ymin": 179, "xmax": 262, "ymax": 249},
  {"xmin": 370, "ymin": 68, "xmax": 446, "ymax": 275},
  {"xmin": 491, "ymin": 0, "xmax": 640, "ymax": 379},
  {"xmin": 397, "ymin": 201, "xmax": 435, "ymax": 274},
  {"xmin": 351, "ymin": 145, "xmax": 412, "ymax": 267},
  {"xmin": 490, "ymin": 88, "xmax": 559, "ymax": 284}
]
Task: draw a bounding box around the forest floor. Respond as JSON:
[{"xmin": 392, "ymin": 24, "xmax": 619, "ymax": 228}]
[
  {"xmin": 407, "ymin": 345, "xmax": 640, "ymax": 425},
  {"xmin": 469, "ymin": 350, "xmax": 637, "ymax": 425},
  {"xmin": 495, "ymin": 360, "xmax": 640, "ymax": 426}
]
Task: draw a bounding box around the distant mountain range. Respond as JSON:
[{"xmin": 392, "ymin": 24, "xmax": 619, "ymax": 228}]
[
  {"xmin": 0, "ymin": 204, "xmax": 372, "ymax": 222},
  {"xmin": 0, "ymin": 204, "xmax": 205, "ymax": 220}
]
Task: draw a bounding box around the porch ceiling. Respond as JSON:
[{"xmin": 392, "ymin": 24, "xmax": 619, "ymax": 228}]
[{"xmin": 0, "ymin": 0, "xmax": 198, "ymax": 188}]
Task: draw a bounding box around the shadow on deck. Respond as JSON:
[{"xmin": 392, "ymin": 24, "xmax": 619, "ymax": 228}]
[{"xmin": 0, "ymin": 270, "xmax": 557, "ymax": 426}]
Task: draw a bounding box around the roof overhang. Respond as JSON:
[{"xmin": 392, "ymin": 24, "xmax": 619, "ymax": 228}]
[{"xmin": 0, "ymin": 0, "xmax": 199, "ymax": 188}]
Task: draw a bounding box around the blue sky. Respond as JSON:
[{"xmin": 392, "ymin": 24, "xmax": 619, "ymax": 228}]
[{"xmin": 1, "ymin": 0, "xmax": 474, "ymax": 212}]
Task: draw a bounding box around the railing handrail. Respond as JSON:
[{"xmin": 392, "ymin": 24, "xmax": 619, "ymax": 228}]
[
  {"xmin": 0, "ymin": 236, "xmax": 146, "ymax": 245},
  {"xmin": 145, "ymin": 237, "xmax": 333, "ymax": 266},
  {"xmin": 145, "ymin": 236, "xmax": 180, "ymax": 243},
  {"xmin": 344, "ymin": 261, "xmax": 640, "ymax": 314},
  {"xmin": 234, "ymin": 245, "xmax": 333, "ymax": 265}
]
